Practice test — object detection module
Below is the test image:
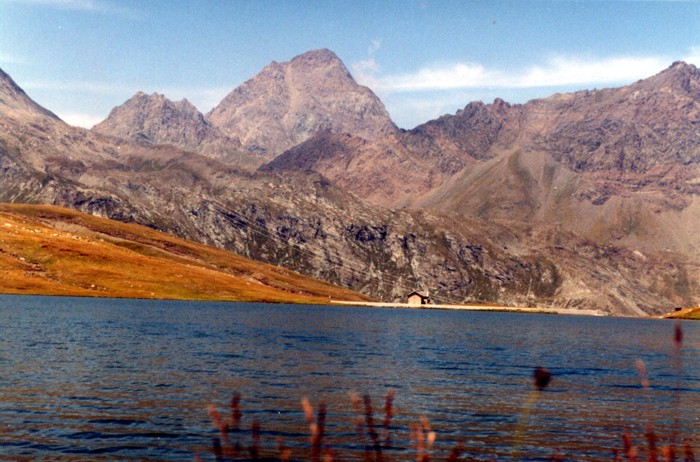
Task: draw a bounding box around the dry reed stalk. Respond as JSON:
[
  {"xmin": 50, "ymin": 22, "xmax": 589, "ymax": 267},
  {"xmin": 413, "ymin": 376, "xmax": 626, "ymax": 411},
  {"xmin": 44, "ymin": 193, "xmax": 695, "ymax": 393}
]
[
  {"xmin": 684, "ymin": 442, "xmax": 695, "ymax": 462},
  {"xmin": 231, "ymin": 392, "xmax": 242, "ymax": 431},
  {"xmin": 247, "ymin": 418, "xmax": 261, "ymax": 460},
  {"xmin": 382, "ymin": 390, "xmax": 395, "ymax": 449},
  {"xmin": 277, "ymin": 437, "xmax": 291, "ymax": 462},
  {"xmin": 323, "ymin": 447, "xmax": 337, "ymax": 462},
  {"xmin": 646, "ymin": 427, "xmax": 658, "ymax": 462},
  {"xmin": 636, "ymin": 360, "xmax": 650, "ymax": 391},
  {"xmin": 421, "ymin": 416, "xmax": 435, "ymax": 459},
  {"xmin": 671, "ymin": 321, "xmax": 684, "ymax": 454},
  {"xmin": 409, "ymin": 416, "xmax": 435, "ymax": 462},
  {"xmin": 208, "ymin": 404, "xmax": 235, "ymax": 458},
  {"xmin": 350, "ymin": 392, "xmax": 374, "ymax": 462},
  {"xmin": 446, "ymin": 441, "xmax": 464, "ymax": 462},
  {"xmin": 363, "ymin": 394, "xmax": 383, "ymax": 462},
  {"xmin": 662, "ymin": 445, "xmax": 675, "ymax": 462},
  {"xmin": 623, "ymin": 432, "xmax": 638, "ymax": 462},
  {"xmin": 315, "ymin": 403, "xmax": 327, "ymax": 461},
  {"xmin": 409, "ymin": 422, "xmax": 423, "ymax": 462},
  {"xmin": 302, "ymin": 397, "xmax": 327, "ymax": 462}
]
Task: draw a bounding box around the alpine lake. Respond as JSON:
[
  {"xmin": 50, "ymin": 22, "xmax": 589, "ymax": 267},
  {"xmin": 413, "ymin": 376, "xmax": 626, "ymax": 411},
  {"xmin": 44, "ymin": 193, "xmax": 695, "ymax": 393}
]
[{"xmin": 1, "ymin": 295, "xmax": 698, "ymax": 461}]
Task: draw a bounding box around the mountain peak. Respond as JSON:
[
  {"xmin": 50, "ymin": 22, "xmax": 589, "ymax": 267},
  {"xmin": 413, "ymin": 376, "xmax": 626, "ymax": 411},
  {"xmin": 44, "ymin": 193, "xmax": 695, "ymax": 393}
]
[
  {"xmin": 93, "ymin": 91, "xmax": 212, "ymax": 148},
  {"xmin": 635, "ymin": 60, "xmax": 700, "ymax": 96},
  {"xmin": 295, "ymin": 48, "xmax": 338, "ymax": 59},
  {"xmin": 668, "ymin": 60, "xmax": 697, "ymax": 72},
  {"xmin": 291, "ymin": 48, "xmax": 342, "ymax": 64},
  {"xmin": 206, "ymin": 49, "xmax": 396, "ymax": 158}
]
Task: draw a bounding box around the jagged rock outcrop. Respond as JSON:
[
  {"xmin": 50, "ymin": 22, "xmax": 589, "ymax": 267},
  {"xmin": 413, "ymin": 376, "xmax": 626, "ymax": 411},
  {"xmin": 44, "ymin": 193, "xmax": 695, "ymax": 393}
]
[
  {"xmin": 93, "ymin": 92, "xmax": 212, "ymax": 148},
  {"xmin": 92, "ymin": 91, "xmax": 246, "ymax": 164},
  {"xmin": 206, "ymin": 49, "xmax": 397, "ymax": 159}
]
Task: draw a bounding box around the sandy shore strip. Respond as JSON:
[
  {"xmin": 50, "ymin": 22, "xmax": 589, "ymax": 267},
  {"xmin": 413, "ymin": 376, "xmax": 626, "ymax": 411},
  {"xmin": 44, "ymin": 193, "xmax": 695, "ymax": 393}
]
[{"xmin": 331, "ymin": 300, "xmax": 606, "ymax": 316}]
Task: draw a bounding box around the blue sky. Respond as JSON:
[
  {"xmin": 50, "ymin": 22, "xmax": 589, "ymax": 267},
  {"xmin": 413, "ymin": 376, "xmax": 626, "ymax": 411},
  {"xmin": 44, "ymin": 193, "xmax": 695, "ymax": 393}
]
[{"xmin": 2, "ymin": 0, "xmax": 700, "ymax": 129}]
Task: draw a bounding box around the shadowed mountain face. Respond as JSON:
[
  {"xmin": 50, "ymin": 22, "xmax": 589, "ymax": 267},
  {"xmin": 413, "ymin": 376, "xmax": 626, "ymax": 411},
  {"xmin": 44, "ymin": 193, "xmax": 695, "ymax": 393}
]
[{"xmin": 2, "ymin": 55, "xmax": 700, "ymax": 315}]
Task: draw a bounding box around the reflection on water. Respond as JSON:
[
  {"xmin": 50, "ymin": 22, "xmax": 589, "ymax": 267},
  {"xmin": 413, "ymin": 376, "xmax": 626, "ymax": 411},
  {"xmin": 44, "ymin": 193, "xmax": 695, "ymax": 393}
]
[{"xmin": 1, "ymin": 295, "xmax": 698, "ymax": 460}]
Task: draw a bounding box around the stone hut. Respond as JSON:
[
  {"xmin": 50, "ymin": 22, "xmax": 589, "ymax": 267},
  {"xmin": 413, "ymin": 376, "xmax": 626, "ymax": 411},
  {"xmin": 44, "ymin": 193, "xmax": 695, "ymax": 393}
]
[{"xmin": 407, "ymin": 291, "xmax": 431, "ymax": 305}]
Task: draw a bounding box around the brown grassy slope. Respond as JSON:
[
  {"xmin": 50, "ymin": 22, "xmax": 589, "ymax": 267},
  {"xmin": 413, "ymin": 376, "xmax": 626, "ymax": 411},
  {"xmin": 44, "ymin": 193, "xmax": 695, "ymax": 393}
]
[
  {"xmin": 0, "ymin": 203, "xmax": 370, "ymax": 304},
  {"xmin": 664, "ymin": 305, "xmax": 700, "ymax": 320}
]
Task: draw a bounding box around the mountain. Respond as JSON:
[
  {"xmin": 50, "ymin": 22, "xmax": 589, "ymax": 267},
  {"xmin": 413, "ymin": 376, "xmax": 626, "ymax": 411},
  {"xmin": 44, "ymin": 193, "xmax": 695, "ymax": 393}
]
[
  {"xmin": 0, "ymin": 203, "xmax": 368, "ymax": 303},
  {"xmin": 93, "ymin": 92, "xmax": 210, "ymax": 147},
  {"xmin": 268, "ymin": 61, "xmax": 700, "ymax": 260},
  {"xmin": 92, "ymin": 91, "xmax": 247, "ymax": 165},
  {"xmin": 413, "ymin": 62, "xmax": 700, "ymax": 258},
  {"xmin": 2, "ymin": 60, "xmax": 699, "ymax": 315},
  {"xmin": 262, "ymin": 131, "xmax": 442, "ymax": 206},
  {"xmin": 206, "ymin": 49, "xmax": 397, "ymax": 160}
]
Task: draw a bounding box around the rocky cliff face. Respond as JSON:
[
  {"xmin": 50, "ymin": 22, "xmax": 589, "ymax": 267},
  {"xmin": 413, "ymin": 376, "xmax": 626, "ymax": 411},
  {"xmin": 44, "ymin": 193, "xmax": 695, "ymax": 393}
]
[{"xmin": 206, "ymin": 49, "xmax": 397, "ymax": 159}]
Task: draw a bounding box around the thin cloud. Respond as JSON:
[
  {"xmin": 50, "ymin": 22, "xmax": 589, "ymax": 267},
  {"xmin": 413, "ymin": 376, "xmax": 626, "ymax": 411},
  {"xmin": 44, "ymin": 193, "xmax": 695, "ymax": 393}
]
[
  {"xmin": 21, "ymin": 79, "xmax": 137, "ymax": 95},
  {"xmin": 368, "ymin": 39, "xmax": 381, "ymax": 56},
  {"xmin": 379, "ymin": 62, "xmax": 493, "ymax": 91},
  {"xmin": 360, "ymin": 54, "xmax": 671, "ymax": 93},
  {"xmin": 58, "ymin": 111, "xmax": 105, "ymax": 128},
  {"xmin": 352, "ymin": 39, "xmax": 382, "ymax": 90},
  {"xmin": 514, "ymin": 56, "xmax": 668, "ymax": 88},
  {"xmin": 0, "ymin": 53, "xmax": 27, "ymax": 66},
  {"xmin": 1, "ymin": 0, "xmax": 142, "ymax": 17}
]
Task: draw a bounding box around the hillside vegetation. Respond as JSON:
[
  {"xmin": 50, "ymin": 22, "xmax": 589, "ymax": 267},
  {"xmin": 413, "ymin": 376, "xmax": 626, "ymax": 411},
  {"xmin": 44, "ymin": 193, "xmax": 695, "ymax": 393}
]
[
  {"xmin": 664, "ymin": 306, "xmax": 700, "ymax": 320},
  {"xmin": 0, "ymin": 203, "xmax": 369, "ymax": 304}
]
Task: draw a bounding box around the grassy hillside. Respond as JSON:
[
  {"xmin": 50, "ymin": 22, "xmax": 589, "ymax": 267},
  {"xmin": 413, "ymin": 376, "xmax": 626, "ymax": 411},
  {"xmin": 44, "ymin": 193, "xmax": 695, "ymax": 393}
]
[
  {"xmin": 0, "ymin": 203, "xmax": 370, "ymax": 304},
  {"xmin": 664, "ymin": 305, "xmax": 700, "ymax": 320}
]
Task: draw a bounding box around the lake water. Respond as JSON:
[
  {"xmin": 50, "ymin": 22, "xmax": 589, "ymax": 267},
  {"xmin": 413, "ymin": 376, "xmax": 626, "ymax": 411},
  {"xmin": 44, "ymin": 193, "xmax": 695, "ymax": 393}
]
[{"xmin": 1, "ymin": 295, "xmax": 698, "ymax": 461}]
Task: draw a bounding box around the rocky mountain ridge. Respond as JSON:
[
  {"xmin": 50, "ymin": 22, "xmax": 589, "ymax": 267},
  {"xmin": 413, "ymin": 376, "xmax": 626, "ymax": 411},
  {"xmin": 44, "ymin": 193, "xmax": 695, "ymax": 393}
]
[
  {"xmin": 2, "ymin": 56, "xmax": 699, "ymax": 315},
  {"xmin": 95, "ymin": 49, "xmax": 397, "ymax": 166},
  {"xmin": 261, "ymin": 60, "xmax": 700, "ymax": 262}
]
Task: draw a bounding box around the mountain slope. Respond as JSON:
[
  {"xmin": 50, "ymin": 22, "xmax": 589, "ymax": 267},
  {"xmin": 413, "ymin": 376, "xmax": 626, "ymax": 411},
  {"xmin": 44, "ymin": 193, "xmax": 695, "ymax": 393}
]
[
  {"xmin": 0, "ymin": 203, "xmax": 369, "ymax": 303},
  {"xmin": 0, "ymin": 68, "xmax": 59, "ymax": 120},
  {"xmin": 2, "ymin": 64, "xmax": 698, "ymax": 315},
  {"xmin": 206, "ymin": 49, "xmax": 396, "ymax": 160},
  {"xmin": 415, "ymin": 62, "xmax": 700, "ymax": 258},
  {"xmin": 264, "ymin": 60, "xmax": 700, "ymax": 260}
]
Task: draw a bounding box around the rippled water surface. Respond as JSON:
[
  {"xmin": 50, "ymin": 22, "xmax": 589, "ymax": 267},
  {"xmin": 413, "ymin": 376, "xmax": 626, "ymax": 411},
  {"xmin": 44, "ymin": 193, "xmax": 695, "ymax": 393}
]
[{"xmin": 1, "ymin": 295, "xmax": 698, "ymax": 460}]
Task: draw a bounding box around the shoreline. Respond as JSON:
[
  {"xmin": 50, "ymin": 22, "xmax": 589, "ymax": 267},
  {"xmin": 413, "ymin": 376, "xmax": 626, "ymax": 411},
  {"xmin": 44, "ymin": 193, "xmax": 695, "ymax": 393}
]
[{"xmin": 331, "ymin": 300, "xmax": 606, "ymax": 316}]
